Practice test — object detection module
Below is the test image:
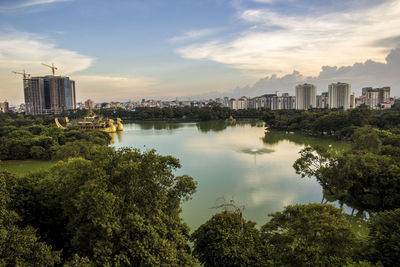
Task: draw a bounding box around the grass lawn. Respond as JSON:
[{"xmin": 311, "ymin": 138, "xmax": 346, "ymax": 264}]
[{"xmin": 0, "ymin": 160, "xmax": 55, "ymax": 176}]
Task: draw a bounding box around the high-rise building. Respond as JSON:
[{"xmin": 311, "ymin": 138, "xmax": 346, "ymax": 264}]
[
  {"xmin": 366, "ymin": 89, "xmax": 379, "ymax": 108},
  {"xmin": 248, "ymin": 96, "xmax": 267, "ymax": 109},
  {"xmin": 350, "ymin": 94, "xmax": 356, "ymax": 109},
  {"xmin": 24, "ymin": 76, "xmax": 76, "ymax": 115},
  {"xmin": 328, "ymin": 82, "xmax": 351, "ymax": 109},
  {"xmin": 364, "ymin": 87, "xmax": 390, "ymax": 108},
  {"xmin": 269, "ymin": 96, "xmax": 296, "ymax": 110},
  {"xmin": 378, "ymin": 87, "xmax": 390, "ymax": 104},
  {"xmin": 362, "ymin": 87, "xmax": 371, "ymax": 96},
  {"xmin": 85, "ymin": 99, "xmax": 95, "ymax": 109},
  {"xmin": 295, "ymin": 84, "xmax": 316, "ymax": 110},
  {"xmin": 316, "ymin": 95, "xmax": 328, "ymax": 109}
]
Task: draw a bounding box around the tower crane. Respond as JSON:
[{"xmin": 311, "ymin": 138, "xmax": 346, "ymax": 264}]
[
  {"xmin": 41, "ymin": 63, "xmax": 58, "ymax": 76},
  {"xmin": 41, "ymin": 63, "xmax": 59, "ymax": 113},
  {"xmin": 12, "ymin": 70, "xmax": 31, "ymax": 79}
]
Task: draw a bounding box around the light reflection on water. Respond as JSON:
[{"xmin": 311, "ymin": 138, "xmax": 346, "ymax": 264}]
[{"xmin": 111, "ymin": 120, "xmax": 350, "ymax": 230}]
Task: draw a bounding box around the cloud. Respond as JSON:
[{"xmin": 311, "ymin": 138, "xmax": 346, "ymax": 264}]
[
  {"xmin": 175, "ymin": 0, "xmax": 400, "ymax": 76},
  {"xmin": 73, "ymin": 75, "xmax": 159, "ymax": 102},
  {"xmin": 0, "ymin": 30, "xmax": 160, "ymax": 104},
  {"xmin": 0, "ymin": 0, "xmax": 72, "ymax": 10},
  {"xmin": 169, "ymin": 28, "xmax": 222, "ymax": 43},
  {"xmin": 233, "ymin": 46, "xmax": 400, "ymax": 97},
  {"xmin": 0, "ymin": 30, "xmax": 93, "ymax": 75}
]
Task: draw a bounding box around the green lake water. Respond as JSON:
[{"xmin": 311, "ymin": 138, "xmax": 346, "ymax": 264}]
[
  {"xmin": 110, "ymin": 120, "xmax": 350, "ymax": 230},
  {"xmin": 0, "ymin": 120, "xmax": 350, "ymax": 230}
]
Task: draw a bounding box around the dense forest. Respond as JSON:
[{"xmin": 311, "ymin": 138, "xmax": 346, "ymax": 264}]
[
  {"xmin": 66, "ymin": 105, "xmax": 265, "ymax": 121},
  {"xmin": 0, "ymin": 108, "xmax": 399, "ymax": 266}
]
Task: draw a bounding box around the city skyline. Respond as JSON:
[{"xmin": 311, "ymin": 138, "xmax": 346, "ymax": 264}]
[{"xmin": 1, "ymin": 0, "xmax": 400, "ymax": 104}]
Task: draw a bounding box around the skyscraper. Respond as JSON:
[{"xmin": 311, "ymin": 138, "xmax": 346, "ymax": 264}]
[
  {"xmin": 24, "ymin": 76, "xmax": 76, "ymax": 115},
  {"xmin": 378, "ymin": 87, "xmax": 390, "ymax": 104},
  {"xmin": 295, "ymin": 84, "xmax": 316, "ymax": 110},
  {"xmin": 328, "ymin": 82, "xmax": 351, "ymax": 109}
]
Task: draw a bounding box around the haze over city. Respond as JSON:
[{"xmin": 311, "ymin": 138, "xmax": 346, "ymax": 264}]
[{"xmin": 1, "ymin": 0, "xmax": 400, "ymax": 104}]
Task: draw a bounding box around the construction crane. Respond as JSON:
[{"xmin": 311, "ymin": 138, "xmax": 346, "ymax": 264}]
[
  {"xmin": 41, "ymin": 63, "xmax": 58, "ymax": 76},
  {"xmin": 41, "ymin": 63, "xmax": 59, "ymax": 113},
  {"xmin": 12, "ymin": 70, "xmax": 31, "ymax": 79}
]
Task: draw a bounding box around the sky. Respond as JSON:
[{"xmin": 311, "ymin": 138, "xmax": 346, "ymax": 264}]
[{"xmin": 1, "ymin": 0, "xmax": 400, "ymax": 104}]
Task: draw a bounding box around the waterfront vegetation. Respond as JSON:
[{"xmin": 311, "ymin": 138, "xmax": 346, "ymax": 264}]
[{"xmin": 1, "ymin": 109, "xmax": 400, "ymax": 266}]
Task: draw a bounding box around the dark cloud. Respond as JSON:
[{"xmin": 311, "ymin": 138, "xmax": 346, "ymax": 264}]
[
  {"xmin": 371, "ymin": 35, "xmax": 400, "ymax": 48},
  {"xmin": 233, "ymin": 46, "xmax": 400, "ymax": 97}
]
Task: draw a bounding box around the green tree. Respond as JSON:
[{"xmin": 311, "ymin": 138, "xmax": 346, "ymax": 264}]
[
  {"xmin": 0, "ymin": 171, "xmax": 60, "ymax": 266},
  {"xmin": 323, "ymin": 152, "xmax": 400, "ymax": 212},
  {"xmin": 13, "ymin": 148, "xmax": 197, "ymax": 266},
  {"xmin": 351, "ymin": 126, "xmax": 382, "ymax": 153},
  {"xmin": 365, "ymin": 209, "xmax": 400, "ymax": 266},
  {"xmin": 191, "ymin": 211, "xmax": 265, "ymax": 267},
  {"xmin": 261, "ymin": 204, "xmax": 356, "ymax": 267},
  {"xmin": 294, "ymin": 146, "xmax": 400, "ymax": 212}
]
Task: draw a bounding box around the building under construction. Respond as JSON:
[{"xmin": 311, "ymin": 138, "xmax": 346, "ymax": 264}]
[{"xmin": 23, "ymin": 75, "xmax": 76, "ymax": 115}]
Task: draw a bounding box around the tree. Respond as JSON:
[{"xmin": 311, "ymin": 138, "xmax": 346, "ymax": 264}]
[
  {"xmin": 12, "ymin": 148, "xmax": 197, "ymax": 266},
  {"xmin": 261, "ymin": 204, "xmax": 356, "ymax": 267},
  {"xmin": 365, "ymin": 209, "xmax": 400, "ymax": 266},
  {"xmin": 0, "ymin": 171, "xmax": 60, "ymax": 266},
  {"xmin": 191, "ymin": 211, "xmax": 265, "ymax": 267},
  {"xmin": 294, "ymin": 146, "xmax": 400, "ymax": 212},
  {"xmin": 351, "ymin": 126, "xmax": 382, "ymax": 153},
  {"xmin": 323, "ymin": 152, "xmax": 400, "ymax": 212}
]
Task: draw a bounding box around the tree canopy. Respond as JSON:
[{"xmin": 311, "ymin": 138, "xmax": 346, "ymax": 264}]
[{"xmin": 261, "ymin": 204, "xmax": 356, "ymax": 267}]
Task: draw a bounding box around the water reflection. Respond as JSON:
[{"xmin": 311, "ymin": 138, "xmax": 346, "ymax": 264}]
[
  {"xmin": 241, "ymin": 148, "xmax": 274, "ymax": 155},
  {"xmin": 135, "ymin": 121, "xmax": 187, "ymax": 131},
  {"xmin": 117, "ymin": 131, "xmax": 123, "ymax": 142},
  {"xmin": 196, "ymin": 121, "xmax": 229, "ymax": 133},
  {"xmin": 263, "ymin": 130, "xmax": 351, "ymax": 151},
  {"xmin": 109, "ymin": 132, "xmax": 116, "ymax": 144},
  {"xmin": 111, "ymin": 120, "xmax": 348, "ymax": 230}
]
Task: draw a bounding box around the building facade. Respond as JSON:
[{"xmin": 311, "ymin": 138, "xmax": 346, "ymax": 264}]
[
  {"xmin": 350, "ymin": 94, "xmax": 356, "ymax": 109},
  {"xmin": 295, "ymin": 84, "xmax": 316, "ymax": 110},
  {"xmin": 248, "ymin": 96, "xmax": 267, "ymax": 109},
  {"xmin": 268, "ymin": 96, "xmax": 296, "ymax": 110},
  {"xmin": 85, "ymin": 99, "xmax": 95, "ymax": 109},
  {"xmin": 229, "ymin": 97, "xmax": 248, "ymax": 110},
  {"xmin": 0, "ymin": 101, "xmax": 9, "ymax": 113},
  {"xmin": 328, "ymin": 82, "xmax": 351, "ymax": 109},
  {"xmin": 378, "ymin": 87, "xmax": 391, "ymax": 104},
  {"xmin": 316, "ymin": 95, "xmax": 328, "ymax": 109},
  {"xmin": 24, "ymin": 76, "xmax": 76, "ymax": 115}
]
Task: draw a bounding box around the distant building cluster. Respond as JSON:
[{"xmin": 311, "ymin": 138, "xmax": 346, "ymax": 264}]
[
  {"xmin": 228, "ymin": 82, "xmax": 394, "ymax": 111},
  {"xmin": 74, "ymin": 83, "xmax": 394, "ymax": 113},
  {"xmin": 76, "ymin": 98, "xmax": 220, "ymax": 110},
  {"xmin": 6, "ymin": 74, "xmax": 396, "ymax": 114}
]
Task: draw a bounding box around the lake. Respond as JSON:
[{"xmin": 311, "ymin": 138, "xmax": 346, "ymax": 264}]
[{"xmin": 110, "ymin": 120, "xmax": 350, "ymax": 230}]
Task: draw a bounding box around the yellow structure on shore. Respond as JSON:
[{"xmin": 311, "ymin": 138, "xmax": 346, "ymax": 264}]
[{"xmin": 55, "ymin": 108, "xmax": 123, "ymax": 133}]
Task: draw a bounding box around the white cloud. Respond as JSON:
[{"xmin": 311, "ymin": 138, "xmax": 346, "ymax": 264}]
[
  {"xmin": 0, "ymin": 30, "xmax": 93, "ymax": 75},
  {"xmin": 0, "ymin": 0, "xmax": 72, "ymax": 10},
  {"xmin": 176, "ymin": 0, "xmax": 400, "ymax": 77},
  {"xmin": 169, "ymin": 28, "xmax": 222, "ymax": 43},
  {"xmin": 72, "ymin": 75, "xmax": 159, "ymax": 102},
  {"xmin": 0, "ymin": 30, "xmax": 160, "ymax": 104}
]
